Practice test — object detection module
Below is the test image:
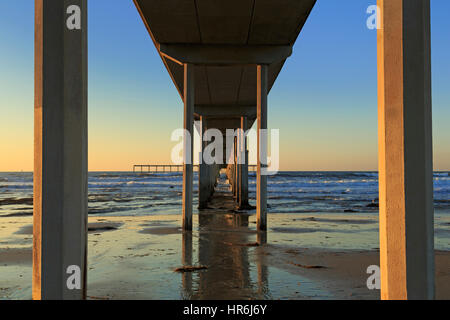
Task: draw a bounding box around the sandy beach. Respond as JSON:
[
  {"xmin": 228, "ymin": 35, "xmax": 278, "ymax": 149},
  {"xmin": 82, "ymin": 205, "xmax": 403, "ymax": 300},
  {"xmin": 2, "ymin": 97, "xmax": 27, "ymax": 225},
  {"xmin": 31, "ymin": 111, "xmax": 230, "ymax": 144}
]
[
  {"xmin": 1, "ymin": 187, "xmax": 449, "ymax": 300},
  {"xmin": 0, "ymin": 177, "xmax": 450, "ymax": 300}
]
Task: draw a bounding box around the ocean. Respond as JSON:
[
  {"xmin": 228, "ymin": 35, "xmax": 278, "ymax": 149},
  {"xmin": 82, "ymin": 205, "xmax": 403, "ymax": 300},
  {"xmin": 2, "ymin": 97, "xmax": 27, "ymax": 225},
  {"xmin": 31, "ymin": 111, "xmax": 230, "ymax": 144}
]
[{"xmin": 0, "ymin": 171, "xmax": 449, "ymax": 218}]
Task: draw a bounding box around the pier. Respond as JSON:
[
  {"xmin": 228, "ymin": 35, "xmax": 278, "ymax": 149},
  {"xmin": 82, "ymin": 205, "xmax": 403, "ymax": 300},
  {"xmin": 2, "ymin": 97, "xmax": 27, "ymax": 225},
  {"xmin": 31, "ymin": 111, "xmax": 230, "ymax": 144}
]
[
  {"xmin": 132, "ymin": 164, "xmax": 258, "ymax": 173},
  {"xmin": 133, "ymin": 164, "xmax": 197, "ymax": 173},
  {"xmin": 32, "ymin": 0, "xmax": 435, "ymax": 300}
]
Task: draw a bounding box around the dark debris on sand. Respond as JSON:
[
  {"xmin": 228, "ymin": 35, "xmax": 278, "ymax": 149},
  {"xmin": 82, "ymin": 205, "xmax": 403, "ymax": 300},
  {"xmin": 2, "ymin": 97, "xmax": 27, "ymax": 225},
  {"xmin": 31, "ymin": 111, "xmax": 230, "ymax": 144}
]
[
  {"xmin": 174, "ymin": 265, "xmax": 208, "ymax": 273},
  {"xmin": 289, "ymin": 262, "xmax": 327, "ymax": 269}
]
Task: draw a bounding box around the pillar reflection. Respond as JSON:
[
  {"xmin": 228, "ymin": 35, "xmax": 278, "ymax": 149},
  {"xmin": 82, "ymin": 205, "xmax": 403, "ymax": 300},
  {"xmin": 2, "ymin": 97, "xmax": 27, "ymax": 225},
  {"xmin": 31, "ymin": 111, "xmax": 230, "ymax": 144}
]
[{"xmin": 180, "ymin": 211, "xmax": 271, "ymax": 299}]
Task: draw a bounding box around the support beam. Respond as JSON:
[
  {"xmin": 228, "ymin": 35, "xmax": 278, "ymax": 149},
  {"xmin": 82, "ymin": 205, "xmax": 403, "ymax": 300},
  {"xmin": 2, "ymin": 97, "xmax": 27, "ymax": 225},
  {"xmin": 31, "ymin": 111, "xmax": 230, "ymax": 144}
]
[
  {"xmin": 204, "ymin": 118, "xmax": 244, "ymax": 131},
  {"xmin": 183, "ymin": 63, "xmax": 194, "ymax": 230},
  {"xmin": 159, "ymin": 44, "xmax": 292, "ymax": 66},
  {"xmin": 194, "ymin": 105, "xmax": 256, "ymax": 119},
  {"xmin": 377, "ymin": 0, "xmax": 434, "ymax": 300},
  {"xmin": 256, "ymin": 65, "xmax": 268, "ymax": 231},
  {"xmin": 33, "ymin": 0, "xmax": 88, "ymax": 300}
]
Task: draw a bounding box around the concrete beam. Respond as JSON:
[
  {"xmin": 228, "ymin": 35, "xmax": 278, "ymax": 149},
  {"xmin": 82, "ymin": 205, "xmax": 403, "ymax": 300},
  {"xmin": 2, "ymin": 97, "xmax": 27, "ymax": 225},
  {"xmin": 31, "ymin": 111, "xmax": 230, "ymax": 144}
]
[
  {"xmin": 377, "ymin": 0, "xmax": 434, "ymax": 300},
  {"xmin": 33, "ymin": 0, "xmax": 88, "ymax": 300},
  {"xmin": 257, "ymin": 65, "xmax": 268, "ymax": 231},
  {"xmin": 194, "ymin": 105, "xmax": 256, "ymax": 119},
  {"xmin": 159, "ymin": 44, "xmax": 292, "ymax": 66},
  {"xmin": 205, "ymin": 118, "xmax": 243, "ymax": 130},
  {"xmin": 183, "ymin": 63, "xmax": 194, "ymax": 230}
]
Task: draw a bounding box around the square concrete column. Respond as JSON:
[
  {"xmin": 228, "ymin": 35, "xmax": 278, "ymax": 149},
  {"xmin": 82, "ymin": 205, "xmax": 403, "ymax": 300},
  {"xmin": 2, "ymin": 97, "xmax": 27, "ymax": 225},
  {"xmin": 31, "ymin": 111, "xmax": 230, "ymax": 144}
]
[
  {"xmin": 198, "ymin": 116, "xmax": 209, "ymax": 209},
  {"xmin": 183, "ymin": 63, "xmax": 194, "ymax": 230},
  {"xmin": 257, "ymin": 65, "xmax": 268, "ymax": 230},
  {"xmin": 239, "ymin": 117, "xmax": 249, "ymax": 209},
  {"xmin": 34, "ymin": 0, "xmax": 88, "ymax": 300},
  {"xmin": 377, "ymin": 0, "xmax": 434, "ymax": 300},
  {"xmin": 234, "ymin": 136, "xmax": 240, "ymax": 203}
]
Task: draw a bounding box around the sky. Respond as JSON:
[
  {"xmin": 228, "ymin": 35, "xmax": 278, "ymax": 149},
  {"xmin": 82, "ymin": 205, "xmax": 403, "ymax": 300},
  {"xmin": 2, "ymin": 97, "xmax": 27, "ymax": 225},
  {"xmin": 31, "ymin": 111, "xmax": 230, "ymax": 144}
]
[{"xmin": 0, "ymin": 0, "xmax": 449, "ymax": 172}]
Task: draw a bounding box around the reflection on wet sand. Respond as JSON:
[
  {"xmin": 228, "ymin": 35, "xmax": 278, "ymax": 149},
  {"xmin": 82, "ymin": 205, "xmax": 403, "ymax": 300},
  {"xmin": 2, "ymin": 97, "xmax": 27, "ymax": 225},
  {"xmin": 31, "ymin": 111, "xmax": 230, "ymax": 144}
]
[
  {"xmin": 257, "ymin": 231, "xmax": 269, "ymax": 298},
  {"xmin": 181, "ymin": 232, "xmax": 193, "ymax": 299},
  {"xmin": 182, "ymin": 213, "xmax": 269, "ymax": 299},
  {"xmin": 180, "ymin": 184, "xmax": 270, "ymax": 299}
]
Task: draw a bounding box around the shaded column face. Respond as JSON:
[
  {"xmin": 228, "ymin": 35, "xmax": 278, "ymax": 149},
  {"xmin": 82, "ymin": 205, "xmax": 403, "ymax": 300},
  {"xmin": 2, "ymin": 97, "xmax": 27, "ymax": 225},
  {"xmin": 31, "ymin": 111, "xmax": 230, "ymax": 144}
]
[
  {"xmin": 239, "ymin": 117, "xmax": 249, "ymax": 208},
  {"xmin": 183, "ymin": 63, "xmax": 195, "ymax": 230},
  {"xmin": 201, "ymin": 117, "xmax": 208, "ymax": 152},
  {"xmin": 256, "ymin": 65, "xmax": 268, "ymax": 231},
  {"xmin": 198, "ymin": 116, "xmax": 210, "ymax": 209},
  {"xmin": 377, "ymin": 0, "xmax": 434, "ymax": 300},
  {"xmin": 34, "ymin": 0, "xmax": 88, "ymax": 300},
  {"xmin": 234, "ymin": 136, "xmax": 239, "ymax": 201}
]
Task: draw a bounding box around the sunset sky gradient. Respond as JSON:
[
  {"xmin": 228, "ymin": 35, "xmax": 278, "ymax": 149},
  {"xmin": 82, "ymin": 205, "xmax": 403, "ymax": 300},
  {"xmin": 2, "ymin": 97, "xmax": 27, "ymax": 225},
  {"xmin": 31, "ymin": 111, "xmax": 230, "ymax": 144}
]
[{"xmin": 0, "ymin": 0, "xmax": 449, "ymax": 171}]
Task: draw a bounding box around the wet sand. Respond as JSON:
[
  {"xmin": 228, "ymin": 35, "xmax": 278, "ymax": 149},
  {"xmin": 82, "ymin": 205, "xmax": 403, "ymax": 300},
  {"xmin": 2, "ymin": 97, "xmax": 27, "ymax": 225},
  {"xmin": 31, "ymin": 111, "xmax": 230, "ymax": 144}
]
[
  {"xmin": 1, "ymin": 214, "xmax": 449, "ymax": 300},
  {"xmin": 1, "ymin": 184, "xmax": 449, "ymax": 300}
]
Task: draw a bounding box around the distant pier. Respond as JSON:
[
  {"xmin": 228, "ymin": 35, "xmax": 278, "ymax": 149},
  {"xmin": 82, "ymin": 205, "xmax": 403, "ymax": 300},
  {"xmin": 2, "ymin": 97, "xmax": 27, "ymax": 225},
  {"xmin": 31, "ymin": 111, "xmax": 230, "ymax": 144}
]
[{"xmin": 133, "ymin": 164, "xmax": 257, "ymax": 173}]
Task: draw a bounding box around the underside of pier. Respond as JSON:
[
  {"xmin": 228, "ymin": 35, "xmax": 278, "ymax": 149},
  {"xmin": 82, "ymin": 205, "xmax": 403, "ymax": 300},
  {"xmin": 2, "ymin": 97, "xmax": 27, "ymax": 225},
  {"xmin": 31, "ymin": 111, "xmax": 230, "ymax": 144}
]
[{"xmin": 133, "ymin": 0, "xmax": 317, "ymax": 231}]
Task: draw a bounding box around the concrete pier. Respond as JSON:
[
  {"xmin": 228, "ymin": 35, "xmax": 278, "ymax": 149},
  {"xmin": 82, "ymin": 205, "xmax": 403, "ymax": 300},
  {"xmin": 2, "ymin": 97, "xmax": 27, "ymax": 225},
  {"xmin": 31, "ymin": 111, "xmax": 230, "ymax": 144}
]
[
  {"xmin": 377, "ymin": 0, "xmax": 434, "ymax": 300},
  {"xmin": 133, "ymin": 164, "xmax": 198, "ymax": 173},
  {"xmin": 226, "ymin": 162, "xmax": 236, "ymax": 199},
  {"xmin": 27, "ymin": 0, "xmax": 438, "ymax": 301},
  {"xmin": 198, "ymin": 116, "xmax": 209, "ymax": 209},
  {"xmin": 198, "ymin": 161, "xmax": 208, "ymax": 209},
  {"xmin": 133, "ymin": 0, "xmax": 319, "ymax": 231},
  {"xmin": 257, "ymin": 65, "xmax": 268, "ymax": 231},
  {"xmin": 33, "ymin": 0, "xmax": 88, "ymax": 300},
  {"xmin": 239, "ymin": 117, "xmax": 250, "ymax": 209},
  {"xmin": 183, "ymin": 63, "xmax": 194, "ymax": 230},
  {"xmin": 235, "ymin": 136, "xmax": 240, "ymax": 204}
]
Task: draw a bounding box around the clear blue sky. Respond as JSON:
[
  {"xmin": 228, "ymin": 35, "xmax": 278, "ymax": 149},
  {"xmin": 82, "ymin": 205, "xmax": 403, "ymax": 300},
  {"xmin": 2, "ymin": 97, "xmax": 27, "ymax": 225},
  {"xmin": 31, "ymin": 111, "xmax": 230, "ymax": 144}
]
[{"xmin": 0, "ymin": 0, "xmax": 448, "ymax": 171}]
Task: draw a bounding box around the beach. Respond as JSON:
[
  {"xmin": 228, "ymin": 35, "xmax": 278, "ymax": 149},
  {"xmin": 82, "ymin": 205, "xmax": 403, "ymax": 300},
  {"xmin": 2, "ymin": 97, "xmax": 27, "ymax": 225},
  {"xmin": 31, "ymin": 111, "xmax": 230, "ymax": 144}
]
[
  {"xmin": 1, "ymin": 172, "xmax": 449, "ymax": 300},
  {"xmin": 1, "ymin": 214, "xmax": 450, "ymax": 300}
]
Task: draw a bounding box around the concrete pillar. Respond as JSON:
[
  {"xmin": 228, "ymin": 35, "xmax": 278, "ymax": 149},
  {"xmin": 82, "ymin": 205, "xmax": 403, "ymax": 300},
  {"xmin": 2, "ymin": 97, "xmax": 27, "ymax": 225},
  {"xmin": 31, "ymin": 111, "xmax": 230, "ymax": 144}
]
[
  {"xmin": 183, "ymin": 63, "xmax": 194, "ymax": 230},
  {"xmin": 198, "ymin": 154, "xmax": 208, "ymax": 209},
  {"xmin": 33, "ymin": 0, "xmax": 88, "ymax": 300},
  {"xmin": 377, "ymin": 0, "xmax": 434, "ymax": 300},
  {"xmin": 257, "ymin": 65, "xmax": 268, "ymax": 230},
  {"xmin": 198, "ymin": 116, "xmax": 209, "ymax": 209},
  {"xmin": 227, "ymin": 162, "xmax": 235, "ymax": 195},
  {"xmin": 234, "ymin": 136, "xmax": 240, "ymax": 203},
  {"xmin": 239, "ymin": 117, "xmax": 249, "ymax": 209}
]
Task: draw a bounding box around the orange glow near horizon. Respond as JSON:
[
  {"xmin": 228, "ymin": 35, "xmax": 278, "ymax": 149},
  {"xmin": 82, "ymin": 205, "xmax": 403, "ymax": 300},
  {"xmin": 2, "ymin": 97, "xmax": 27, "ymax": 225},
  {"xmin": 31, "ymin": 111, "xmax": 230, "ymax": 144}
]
[{"xmin": 1, "ymin": 121, "xmax": 449, "ymax": 172}]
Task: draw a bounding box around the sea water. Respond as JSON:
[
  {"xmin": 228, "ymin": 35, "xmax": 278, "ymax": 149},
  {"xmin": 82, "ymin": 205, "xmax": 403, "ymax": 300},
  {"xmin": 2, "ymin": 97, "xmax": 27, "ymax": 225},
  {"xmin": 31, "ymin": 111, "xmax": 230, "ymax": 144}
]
[{"xmin": 1, "ymin": 171, "xmax": 448, "ymax": 218}]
